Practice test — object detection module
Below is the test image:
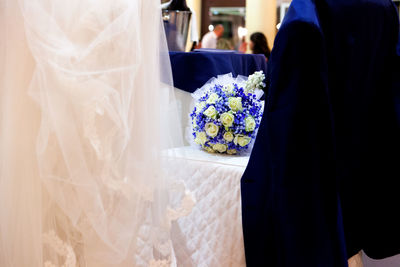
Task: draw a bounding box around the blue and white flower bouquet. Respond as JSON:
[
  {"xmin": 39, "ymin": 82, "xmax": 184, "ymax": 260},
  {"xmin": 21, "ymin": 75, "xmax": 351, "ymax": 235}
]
[{"xmin": 190, "ymin": 71, "xmax": 265, "ymax": 155}]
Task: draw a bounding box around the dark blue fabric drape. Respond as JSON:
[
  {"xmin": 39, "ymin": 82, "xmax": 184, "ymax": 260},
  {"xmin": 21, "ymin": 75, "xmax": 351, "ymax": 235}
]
[
  {"xmin": 169, "ymin": 51, "xmax": 267, "ymax": 93},
  {"xmin": 241, "ymin": 0, "xmax": 400, "ymax": 266}
]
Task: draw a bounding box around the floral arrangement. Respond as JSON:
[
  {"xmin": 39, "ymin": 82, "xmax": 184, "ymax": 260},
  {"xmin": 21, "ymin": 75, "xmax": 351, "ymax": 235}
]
[{"xmin": 190, "ymin": 71, "xmax": 265, "ymax": 155}]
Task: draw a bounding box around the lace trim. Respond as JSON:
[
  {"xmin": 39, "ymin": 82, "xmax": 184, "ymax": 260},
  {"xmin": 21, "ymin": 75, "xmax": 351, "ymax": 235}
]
[
  {"xmin": 167, "ymin": 180, "xmax": 196, "ymax": 226},
  {"xmin": 148, "ymin": 259, "xmax": 172, "ymax": 267},
  {"xmin": 167, "ymin": 191, "xmax": 196, "ymax": 223},
  {"xmin": 43, "ymin": 231, "xmax": 77, "ymax": 267},
  {"xmin": 83, "ymin": 95, "xmax": 110, "ymax": 160},
  {"xmin": 148, "ymin": 240, "xmax": 177, "ymax": 267}
]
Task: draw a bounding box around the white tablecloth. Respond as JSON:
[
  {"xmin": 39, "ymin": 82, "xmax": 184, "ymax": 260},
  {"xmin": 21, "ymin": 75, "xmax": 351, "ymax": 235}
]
[{"xmin": 169, "ymin": 146, "xmax": 248, "ymax": 267}]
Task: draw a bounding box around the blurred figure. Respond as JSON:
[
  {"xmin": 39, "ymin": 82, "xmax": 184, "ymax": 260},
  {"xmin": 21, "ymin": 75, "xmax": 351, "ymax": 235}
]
[
  {"xmin": 238, "ymin": 32, "xmax": 271, "ymax": 60},
  {"xmin": 217, "ymin": 38, "xmax": 234, "ymax": 50},
  {"xmin": 249, "ymin": 32, "xmax": 271, "ymax": 60},
  {"xmin": 201, "ymin": 24, "xmax": 224, "ymax": 49},
  {"xmin": 236, "ymin": 25, "xmax": 248, "ymax": 50},
  {"xmin": 238, "ymin": 36, "xmax": 248, "ymax": 53}
]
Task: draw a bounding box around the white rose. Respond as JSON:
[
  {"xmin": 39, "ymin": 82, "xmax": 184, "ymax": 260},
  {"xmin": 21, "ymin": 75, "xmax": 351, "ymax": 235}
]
[
  {"xmin": 220, "ymin": 112, "xmax": 235, "ymax": 128},
  {"xmin": 223, "ymin": 131, "xmax": 234, "ymax": 142},
  {"xmin": 204, "ymin": 146, "xmax": 215, "ymax": 153},
  {"xmin": 213, "ymin": 143, "xmax": 227, "ymax": 153},
  {"xmin": 227, "ymin": 149, "xmax": 237, "ymax": 155},
  {"xmin": 194, "ymin": 131, "xmax": 208, "ymax": 145},
  {"xmin": 205, "ymin": 122, "xmax": 219, "ymax": 138},
  {"xmin": 228, "ymin": 97, "xmax": 243, "ymax": 112},
  {"xmin": 234, "ymin": 134, "xmax": 252, "ymax": 147},
  {"xmin": 196, "ymin": 101, "xmax": 206, "ymax": 113},
  {"xmin": 206, "ymin": 93, "xmax": 219, "ymax": 104},
  {"xmin": 245, "ymin": 116, "xmax": 256, "ymax": 132},
  {"xmin": 203, "ymin": 105, "xmax": 218, "ymax": 119},
  {"xmin": 223, "ymin": 84, "xmax": 235, "ymax": 95}
]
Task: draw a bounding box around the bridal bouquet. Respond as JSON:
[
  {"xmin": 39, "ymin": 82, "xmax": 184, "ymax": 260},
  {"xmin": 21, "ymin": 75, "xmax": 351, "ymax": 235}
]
[{"xmin": 190, "ymin": 71, "xmax": 265, "ymax": 155}]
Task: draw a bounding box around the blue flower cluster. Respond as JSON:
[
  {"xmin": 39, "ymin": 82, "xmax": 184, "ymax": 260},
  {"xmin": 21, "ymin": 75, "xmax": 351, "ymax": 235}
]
[{"xmin": 190, "ymin": 76, "xmax": 264, "ymax": 155}]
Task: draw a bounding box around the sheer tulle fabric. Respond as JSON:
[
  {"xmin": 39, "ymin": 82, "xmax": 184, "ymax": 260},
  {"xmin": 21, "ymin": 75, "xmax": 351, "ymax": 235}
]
[{"xmin": 0, "ymin": 0, "xmax": 191, "ymax": 266}]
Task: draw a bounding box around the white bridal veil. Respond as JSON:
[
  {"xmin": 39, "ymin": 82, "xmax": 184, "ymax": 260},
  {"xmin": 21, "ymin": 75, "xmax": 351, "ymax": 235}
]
[{"xmin": 0, "ymin": 0, "xmax": 192, "ymax": 266}]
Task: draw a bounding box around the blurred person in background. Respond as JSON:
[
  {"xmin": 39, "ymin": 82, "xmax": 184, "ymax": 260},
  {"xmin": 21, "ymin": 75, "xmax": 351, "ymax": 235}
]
[
  {"xmin": 239, "ymin": 32, "xmax": 271, "ymax": 61},
  {"xmin": 250, "ymin": 32, "xmax": 271, "ymax": 60},
  {"xmin": 201, "ymin": 24, "xmax": 224, "ymax": 49},
  {"xmin": 217, "ymin": 38, "xmax": 234, "ymax": 50}
]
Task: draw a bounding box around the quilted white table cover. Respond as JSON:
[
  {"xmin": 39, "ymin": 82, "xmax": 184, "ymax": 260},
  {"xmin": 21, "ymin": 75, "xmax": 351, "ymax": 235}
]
[{"xmin": 169, "ymin": 146, "xmax": 249, "ymax": 267}]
